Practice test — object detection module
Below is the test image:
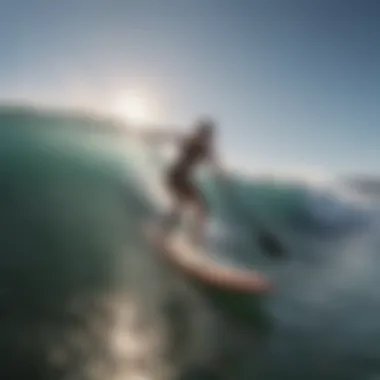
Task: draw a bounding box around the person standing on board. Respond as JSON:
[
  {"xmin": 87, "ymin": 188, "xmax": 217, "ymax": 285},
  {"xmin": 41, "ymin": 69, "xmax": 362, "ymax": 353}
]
[
  {"xmin": 155, "ymin": 117, "xmax": 223, "ymax": 244},
  {"xmin": 144, "ymin": 117, "xmax": 285, "ymax": 257}
]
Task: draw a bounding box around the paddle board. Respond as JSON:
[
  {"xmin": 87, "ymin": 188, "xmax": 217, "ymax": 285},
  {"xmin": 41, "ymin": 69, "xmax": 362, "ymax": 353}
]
[{"xmin": 146, "ymin": 225, "xmax": 273, "ymax": 294}]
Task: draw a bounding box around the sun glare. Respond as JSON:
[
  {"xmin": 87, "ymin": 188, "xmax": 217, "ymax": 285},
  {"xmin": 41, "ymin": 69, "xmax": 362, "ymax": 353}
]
[{"xmin": 112, "ymin": 95, "xmax": 151, "ymax": 125}]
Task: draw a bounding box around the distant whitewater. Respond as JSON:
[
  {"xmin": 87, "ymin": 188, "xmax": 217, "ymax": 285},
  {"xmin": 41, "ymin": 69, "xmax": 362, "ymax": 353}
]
[{"xmin": 1, "ymin": 107, "xmax": 380, "ymax": 380}]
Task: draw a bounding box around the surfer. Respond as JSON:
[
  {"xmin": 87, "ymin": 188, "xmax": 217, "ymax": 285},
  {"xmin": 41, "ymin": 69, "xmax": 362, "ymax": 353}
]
[
  {"xmin": 162, "ymin": 117, "xmax": 222, "ymax": 243},
  {"xmin": 145, "ymin": 117, "xmax": 285, "ymax": 257}
]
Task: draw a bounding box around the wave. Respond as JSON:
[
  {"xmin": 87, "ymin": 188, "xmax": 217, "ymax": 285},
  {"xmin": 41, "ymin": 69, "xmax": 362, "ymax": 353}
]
[
  {"xmin": 124, "ymin": 134, "xmax": 371, "ymax": 240},
  {"xmin": 1, "ymin": 107, "xmax": 380, "ymax": 380},
  {"xmin": 0, "ymin": 105, "xmax": 371, "ymax": 236}
]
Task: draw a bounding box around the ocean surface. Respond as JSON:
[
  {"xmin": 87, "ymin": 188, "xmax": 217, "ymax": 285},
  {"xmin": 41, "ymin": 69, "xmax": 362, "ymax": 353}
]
[{"xmin": 1, "ymin": 107, "xmax": 380, "ymax": 380}]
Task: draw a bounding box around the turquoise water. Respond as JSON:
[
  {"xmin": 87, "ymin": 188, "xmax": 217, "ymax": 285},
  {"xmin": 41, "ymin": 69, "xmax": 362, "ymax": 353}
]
[{"xmin": 1, "ymin": 108, "xmax": 380, "ymax": 380}]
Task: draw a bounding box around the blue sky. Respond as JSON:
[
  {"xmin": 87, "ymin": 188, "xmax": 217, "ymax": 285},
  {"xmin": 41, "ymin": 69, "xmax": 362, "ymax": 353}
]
[{"xmin": 1, "ymin": 0, "xmax": 380, "ymax": 176}]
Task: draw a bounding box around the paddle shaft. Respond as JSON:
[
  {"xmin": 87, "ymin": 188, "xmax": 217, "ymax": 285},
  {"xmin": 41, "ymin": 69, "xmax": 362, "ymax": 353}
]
[{"xmin": 214, "ymin": 175, "xmax": 285, "ymax": 257}]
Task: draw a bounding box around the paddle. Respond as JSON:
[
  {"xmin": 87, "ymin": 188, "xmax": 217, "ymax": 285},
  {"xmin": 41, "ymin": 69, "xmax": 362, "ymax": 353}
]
[
  {"xmin": 256, "ymin": 227, "xmax": 286, "ymax": 258},
  {"xmin": 216, "ymin": 175, "xmax": 286, "ymax": 258}
]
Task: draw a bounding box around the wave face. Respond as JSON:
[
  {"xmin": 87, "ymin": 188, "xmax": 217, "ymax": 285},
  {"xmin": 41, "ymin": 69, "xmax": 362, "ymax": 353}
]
[{"xmin": 1, "ymin": 108, "xmax": 380, "ymax": 380}]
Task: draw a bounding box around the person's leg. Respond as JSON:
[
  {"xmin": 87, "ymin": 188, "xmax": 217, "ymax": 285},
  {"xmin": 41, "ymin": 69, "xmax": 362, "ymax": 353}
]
[
  {"xmin": 161, "ymin": 196, "xmax": 184, "ymax": 239},
  {"xmin": 163, "ymin": 173, "xmax": 206, "ymax": 243},
  {"xmin": 189, "ymin": 200, "xmax": 206, "ymax": 245},
  {"xmin": 185, "ymin": 184, "xmax": 207, "ymax": 245},
  {"xmin": 161, "ymin": 174, "xmax": 188, "ymax": 240}
]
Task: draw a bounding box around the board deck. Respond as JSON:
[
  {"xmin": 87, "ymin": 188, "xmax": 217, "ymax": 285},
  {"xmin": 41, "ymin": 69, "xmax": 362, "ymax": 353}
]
[{"xmin": 147, "ymin": 225, "xmax": 273, "ymax": 293}]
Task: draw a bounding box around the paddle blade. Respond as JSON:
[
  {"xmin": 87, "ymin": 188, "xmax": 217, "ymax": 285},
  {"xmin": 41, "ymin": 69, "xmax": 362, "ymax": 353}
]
[{"xmin": 258, "ymin": 231, "xmax": 285, "ymax": 258}]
